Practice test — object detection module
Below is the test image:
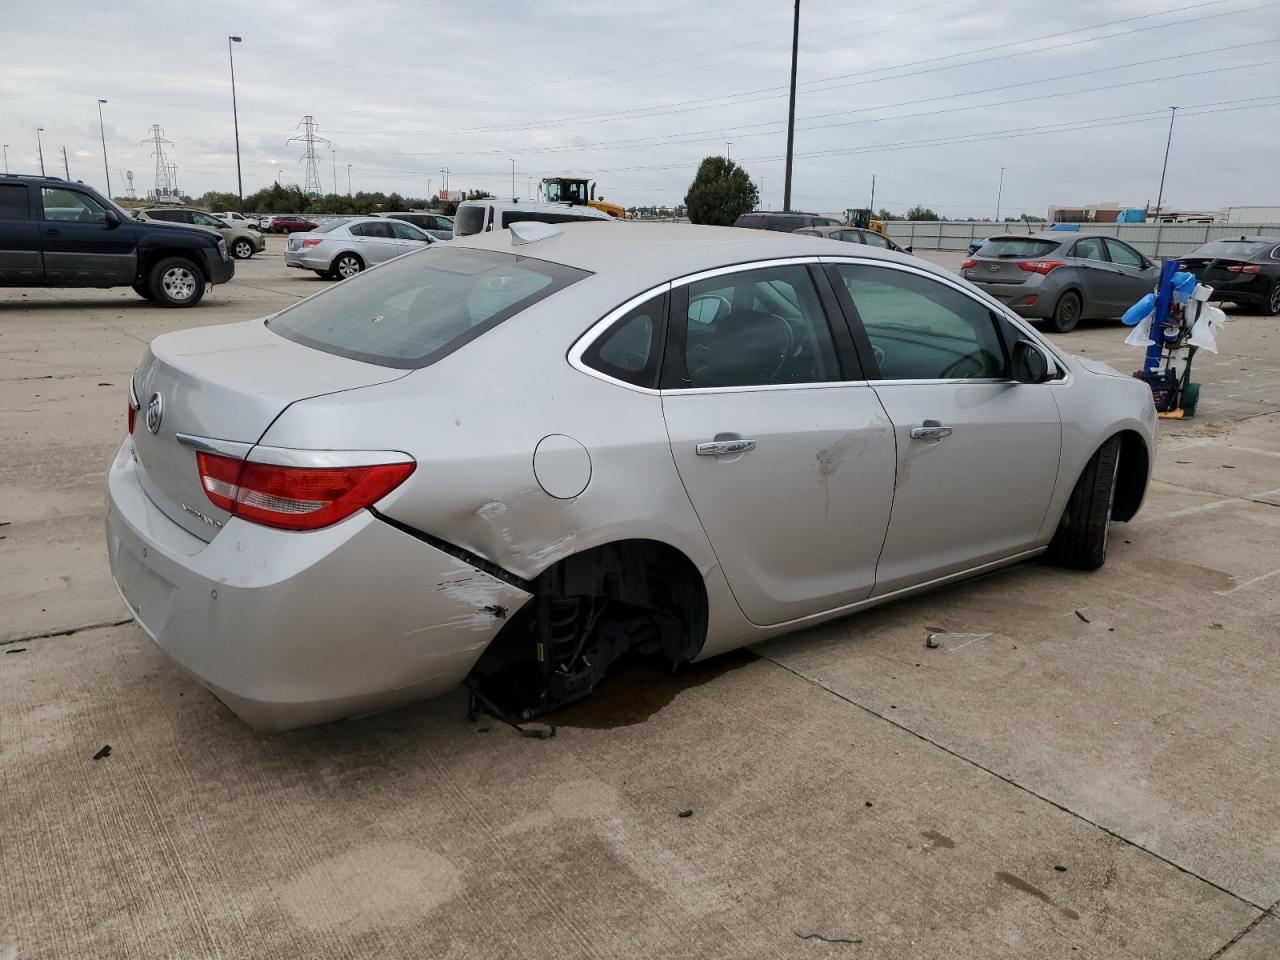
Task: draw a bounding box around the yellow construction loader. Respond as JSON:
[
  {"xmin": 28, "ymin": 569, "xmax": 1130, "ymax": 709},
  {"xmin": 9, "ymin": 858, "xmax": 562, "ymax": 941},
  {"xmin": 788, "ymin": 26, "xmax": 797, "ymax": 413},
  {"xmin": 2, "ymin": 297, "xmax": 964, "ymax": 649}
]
[{"xmin": 542, "ymin": 177, "xmax": 626, "ymax": 220}]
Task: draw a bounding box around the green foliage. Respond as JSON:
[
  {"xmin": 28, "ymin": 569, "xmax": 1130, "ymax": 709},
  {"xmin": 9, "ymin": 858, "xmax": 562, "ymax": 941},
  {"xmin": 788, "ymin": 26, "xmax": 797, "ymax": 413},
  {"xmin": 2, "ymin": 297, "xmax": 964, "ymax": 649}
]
[
  {"xmin": 875, "ymin": 208, "xmax": 902, "ymax": 221},
  {"xmin": 439, "ymin": 190, "xmax": 492, "ymax": 216},
  {"xmin": 196, "ymin": 185, "xmax": 436, "ymax": 216},
  {"xmin": 683, "ymin": 157, "xmax": 758, "ymax": 226},
  {"xmin": 905, "ymin": 205, "xmax": 939, "ymax": 221}
]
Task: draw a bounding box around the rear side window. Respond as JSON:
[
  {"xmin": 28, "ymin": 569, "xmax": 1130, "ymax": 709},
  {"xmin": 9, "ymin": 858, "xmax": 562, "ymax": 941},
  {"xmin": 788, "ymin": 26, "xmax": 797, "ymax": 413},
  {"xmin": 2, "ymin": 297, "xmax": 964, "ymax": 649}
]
[
  {"xmin": 834, "ymin": 263, "xmax": 1006, "ymax": 380},
  {"xmin": 454, "ymin": 205, "xmax": 486, "ymax": 236},
  {"xmin": 0, "ymin": 183, "xmax": 30, "ymax": 219},
  {"xmin": 978, "ymin": 237, "xmax": 1060, "ymax": 258},
  {"xmin": 268, "ymin": 247, "xmax": 590, "ymax": 369},
  {"xmin": 734, "ymin": 214, "xmax": 763, "ymax": 229},
  {"xmin": 582, "ymin": 294, "xmax": 667, "ymax": 388},
  {"xmin": 763, "ymin": 215, "xmax": 805, "ymax": 232}
]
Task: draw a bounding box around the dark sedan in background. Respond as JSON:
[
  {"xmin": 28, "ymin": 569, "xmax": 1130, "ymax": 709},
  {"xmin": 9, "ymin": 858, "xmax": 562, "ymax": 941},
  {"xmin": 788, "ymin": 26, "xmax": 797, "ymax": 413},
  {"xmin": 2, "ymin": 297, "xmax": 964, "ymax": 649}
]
[
  {"xmin": 962, "ymin": 232, "xmax": 1158, "ymax": 333},
  {"xmin": 1180, "ymin": 237, "xmax": 1280, "ymax": 315}
]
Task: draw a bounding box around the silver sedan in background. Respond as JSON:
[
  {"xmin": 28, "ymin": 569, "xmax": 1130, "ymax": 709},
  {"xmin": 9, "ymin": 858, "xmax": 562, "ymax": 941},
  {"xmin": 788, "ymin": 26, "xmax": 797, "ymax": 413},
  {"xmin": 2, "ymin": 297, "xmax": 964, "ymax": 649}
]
[
  {"xmin": 962, "ymin": 232, "xmax": 1159, "ymax": 333},
  {"xmin": 107, "ymin": 222, "xmax": 1155, "ymax": 731},
  {"xmin": 285, "ymin": 216, "xmax": 437, "ymax": 279}
]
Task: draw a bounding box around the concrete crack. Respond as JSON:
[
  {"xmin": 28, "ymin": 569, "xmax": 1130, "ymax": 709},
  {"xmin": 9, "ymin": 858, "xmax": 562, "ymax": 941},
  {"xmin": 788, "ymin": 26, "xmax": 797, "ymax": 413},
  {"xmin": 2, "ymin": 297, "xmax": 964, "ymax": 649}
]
[
  {"xmin": 1205, "ymin": 898, "xmax": 1279, "ymax": 959},
  {"xmin": 1, "ymin": 617, "xmax": 132, "ymax": 646},
  {"xmin": 760, "ymin": 653, "xmax": 1270, "ymax": 915}
]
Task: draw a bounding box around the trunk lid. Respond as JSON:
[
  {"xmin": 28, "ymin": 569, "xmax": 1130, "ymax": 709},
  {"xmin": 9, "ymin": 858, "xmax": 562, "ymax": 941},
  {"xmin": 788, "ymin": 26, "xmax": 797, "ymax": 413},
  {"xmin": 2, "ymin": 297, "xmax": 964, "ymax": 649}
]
[
  {"xmin": 130, "ymin": 319, "xmax": 408, "ymax": 541},
  {"xmin": 967, "ymin": 236, "xmax": 1063, "ymax": 285},
  {"xmin": 1180, "ymin": 257, "xmax": 1252, "ymax": 283}
]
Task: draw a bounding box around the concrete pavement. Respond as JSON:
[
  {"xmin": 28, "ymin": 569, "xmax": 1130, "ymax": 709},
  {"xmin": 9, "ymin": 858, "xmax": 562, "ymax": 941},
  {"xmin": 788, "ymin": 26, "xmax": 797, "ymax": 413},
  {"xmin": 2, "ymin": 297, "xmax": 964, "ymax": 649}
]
[{"xmin": 2, "ymin": 238, "xmax": 1277, "ymax": 958}]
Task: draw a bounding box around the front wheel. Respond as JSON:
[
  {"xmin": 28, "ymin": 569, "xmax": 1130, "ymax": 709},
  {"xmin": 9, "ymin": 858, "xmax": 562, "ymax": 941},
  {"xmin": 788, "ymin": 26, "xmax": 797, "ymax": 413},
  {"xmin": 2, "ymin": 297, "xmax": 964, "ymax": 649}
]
[
  {"xmin": 279, "ymin": 226, "xmax": 291, "ymax": 236},
  {"xmin": 1045, "ymin": 436, "xmax": 1121, "ymax": 570},
  {"xmin": 330, "ymin": 252, "xmax": 364, "ymax": 279},
  {"xmin": 148, "ymin": 257, "xmax": 206, "ymax": 308},
  {"xmin": 1048, "ymin": 291, "xmax": 1082, "ymax": 334},
  {"xmin": 231, "ymin": 238, "xmax": 254, "ymax": 260}
]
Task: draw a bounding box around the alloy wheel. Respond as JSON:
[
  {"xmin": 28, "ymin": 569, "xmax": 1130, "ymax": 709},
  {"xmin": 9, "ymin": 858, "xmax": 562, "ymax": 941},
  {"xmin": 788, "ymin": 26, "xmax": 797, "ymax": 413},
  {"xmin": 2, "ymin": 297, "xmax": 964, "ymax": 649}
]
[
  {"xmin": 161, "ymin": 266, "xmax": 197, "ymax": 301},
  {"xmin": 337, "ymin": 256, "xmax": 361, "ymax": 279}
]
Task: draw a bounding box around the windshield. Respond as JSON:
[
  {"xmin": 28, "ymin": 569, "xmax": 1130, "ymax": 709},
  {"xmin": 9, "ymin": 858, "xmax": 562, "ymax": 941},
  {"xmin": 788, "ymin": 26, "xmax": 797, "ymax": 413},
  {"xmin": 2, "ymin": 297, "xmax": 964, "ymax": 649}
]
[
  {"xmin": 1186, "ymin": 239, "xmax": 1272, "ymax": 259},
  {"xmin": 978, "ymin": 237, "xmax": 1060, "ymax": 258},
  {"xmin": 454, "ymin": 204, "xmax": 487, "ymax": 236},
  {"xmin": 267, "ymin": 246, "xmax": 590, "ymax": 369}
]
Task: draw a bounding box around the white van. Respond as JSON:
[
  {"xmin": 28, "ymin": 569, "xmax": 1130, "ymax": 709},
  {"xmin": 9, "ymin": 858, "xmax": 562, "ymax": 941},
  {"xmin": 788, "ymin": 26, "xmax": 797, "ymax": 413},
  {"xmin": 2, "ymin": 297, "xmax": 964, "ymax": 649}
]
[{"xmin": 452, "ymin": 199, "xmax": 614, "ymax": 238}]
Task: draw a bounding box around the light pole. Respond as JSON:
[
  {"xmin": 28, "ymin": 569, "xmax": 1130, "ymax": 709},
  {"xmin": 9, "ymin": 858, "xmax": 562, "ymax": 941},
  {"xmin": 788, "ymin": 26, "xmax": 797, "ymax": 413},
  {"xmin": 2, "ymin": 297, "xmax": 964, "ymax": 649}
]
[
  {"xmin": 1154, "ymin": 106, "xmax": 1178, "ymax": 220},
  {"xmin": 347, "ymin": 163, "xmax": 352, "ymax": 196},
  {"xmin": 277, "ymin": 168, "xmax": 284, "ymax": 186},
  {"xmin": 96, "ymin": 100, "xmax": 112, "ymax": 197},
  {"xmin": 440, "ymin": 166, "xmax": 449, "ymax": 196},
  {"xmin": 2, "ymin": 144, "xmax": 8, "ymax": 175},
  {"xmin": 36, "ymin": 128, "xmax": 45, "ymax": 176},
  {"xmin": 726, "ymin": 142, "xmax": 732, "ymax": 162},
  {"xmin": 510, "ymin": 158, "xmax": 515, "ymax": 199},
  {"xmin": 782, "ymin": 0, "xmax": 800, "ymax": 211},
  {"xmin": 331, "ymin": 145, "xmax": 337, "ymax": 194},
  {"xmin": 228, "ymin": 36, "xmax": 244, "ymax": 208},
  {"xmin": 995, "ymin": 166, "xmax": 1005, "ymax": 222}
]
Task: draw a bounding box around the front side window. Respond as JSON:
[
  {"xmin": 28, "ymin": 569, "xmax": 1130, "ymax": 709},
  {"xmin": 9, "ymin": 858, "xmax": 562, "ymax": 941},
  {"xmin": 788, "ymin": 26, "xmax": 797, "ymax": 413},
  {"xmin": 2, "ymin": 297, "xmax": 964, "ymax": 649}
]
[
  {"xmin": 389, "ymin": 221, "xmax": 429, "ymax": 242},
  {"xmin": 1104, "ymin": 238, "xmax": 1144, "ymax": 268},
  {"xmin": 675, "ymin": 264, "xmax": 841, "ymax": 389},
  {"xmin": 268, "ymin": 247, "xmax": 589, "ymax": 369},
  {"xmin": 192, "ymin": 212, "xmax": 225, "ymax": 227},
  {"xmin": 582, "ymin": 294, "xmax": 667, "ymax": 388},
  {"xmin": 861, "ymin": 231, "xmax": 891, "ymax": 249},
  {"xmin": 834, "ymin": 264, "xmax": 1006, "ymax": 380},
  {"xmin": 41, "ymin": 188, "xmax": 106, "ymax": 223}
]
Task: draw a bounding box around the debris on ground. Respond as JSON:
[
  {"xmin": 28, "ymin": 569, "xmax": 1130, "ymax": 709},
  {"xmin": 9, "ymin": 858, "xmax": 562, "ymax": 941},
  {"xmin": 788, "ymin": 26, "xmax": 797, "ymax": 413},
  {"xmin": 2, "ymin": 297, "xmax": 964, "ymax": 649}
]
[
  {"xmin": 4, "ymin": 647, "xmax": 26, "ymax": 654},
  {"xmin": 678, "ymin": 808, "xmax": 693, "ymax": 818},
  {"xmin": 795, "ymin": 931, "xmax": 863, "ymax": 945},
  {"xmin": 92, "ymin": 745, "xmax": 112, "ymax": 760},
  {"xmin": 1054, "ymin": 865, "xmax": 1068, "ymax": 872},
  {"xmin": 516, "ymin": 723, "xmax": 556, "ymax": 740},
  {"xmin": 926, "ymin": 635, "xmax": 941, "ymax": 648},
  {"xmin": 1210, "ymin": 623, "xmax": 1223, "ymax": 630},
  {"xmin": 927, "ymin": 632, "xmax": 992, "ymax": 649},
  {"xmin": 1075, "ymin": 610, "xmax": 1091, "ymax": 623}
]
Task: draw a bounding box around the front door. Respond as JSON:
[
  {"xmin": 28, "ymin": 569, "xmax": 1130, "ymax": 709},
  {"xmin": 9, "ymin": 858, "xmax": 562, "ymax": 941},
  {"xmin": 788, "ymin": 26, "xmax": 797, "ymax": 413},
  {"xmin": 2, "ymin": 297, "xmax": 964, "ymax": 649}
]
[
  {"xmin": 660, "ymin": 261, "xmax": 898, "ymax": 626},
  {"xmin": 826, "ymin": 261, "xmax": 1062, "ymax": 595},
  {"xmin": 38, "ymin": 186, "xmax": 135, "ymax": 287},
  {"xmin": 0, "ymin": 182, "xmax": 42, "ymax": 285},
  {"xmin": 1103, "ymin": 238, "xmax": 1158, "ymax": 312},
  {"xmin": 350, "ymin": 221, "xmax": 402, "ymax": 264},
  {"xmin": 387, "ymin": 219, "xmax": 432, "ymax": 256}
]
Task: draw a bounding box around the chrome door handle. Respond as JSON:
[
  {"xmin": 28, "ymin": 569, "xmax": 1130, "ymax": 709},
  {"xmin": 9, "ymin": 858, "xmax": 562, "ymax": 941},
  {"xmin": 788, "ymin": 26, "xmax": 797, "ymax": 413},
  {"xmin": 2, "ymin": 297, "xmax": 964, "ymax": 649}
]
[
  {"xmin": 696, "ymin": 438, "xmax": 756, "ymax": 456},
  {"xmin": 910, "ymin": 424, "xmax": 953, "ymax": 441}
]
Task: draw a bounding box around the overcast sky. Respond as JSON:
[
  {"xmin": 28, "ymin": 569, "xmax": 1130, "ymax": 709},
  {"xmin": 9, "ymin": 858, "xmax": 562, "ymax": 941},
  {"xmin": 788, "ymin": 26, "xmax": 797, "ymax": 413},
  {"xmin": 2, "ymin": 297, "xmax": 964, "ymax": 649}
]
[{"xmin": 4, "ymin": 0, "xmax": 1278, "ymax": 217}]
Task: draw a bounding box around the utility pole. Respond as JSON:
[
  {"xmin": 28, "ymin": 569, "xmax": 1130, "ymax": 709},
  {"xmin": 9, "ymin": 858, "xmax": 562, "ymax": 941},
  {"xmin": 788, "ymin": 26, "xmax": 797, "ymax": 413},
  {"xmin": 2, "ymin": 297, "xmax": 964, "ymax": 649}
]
[
  {"xmin": 440, "ymin": 166, "xmax": 450, "ymax": 197},
  {"xmin": 782, "ymin": 0, "xmax": 800, "ymax": 212},
  {"xmin": 2, "ymin": 145, "xmax": 8, "ymax": 175},
  {"xmin": 36, "ymin": 128, "xmax": 45, "ymax": 176},
  {"xmin": 759, "ymin": 177, "xmax": 765, "ymax": 210},
  {"xmin": 869, "ymin": 174, "xmax": 876, "ymax": 214},
  {"xmin": 996, "ymin": 166, "xmax": 1005, "ymax": 221},
  {"xmin": 289, "ymin": 115, "xmax": 330, "ymax": 197},
  {"xmin": 331, "ymin": 145, "xmax": 337, "ymax": 194},
  {"xmin": 228, "ymin": 36, "xmax": 244, "ymax": 207},
  {"xmin": 726, "ymin": 142, "xmax": 732, "ymax": 162},
  {"xmin": 97, "ymin": 100, "xmax": 112, "ymax": 198},
  {"xmin": 141, "ymin": 124, "xmax": 173, "ymax": 199},
  {"xmin": 61, "ymin": 146, "xmax": 70, "ymax": 179},
  {"xmin": 1154, "ymin": 106, "xmax": 1178, "ymax": 219},
  {"xmin": 511, "ymin": 158, "xmax": 515, "ymax": 199}
]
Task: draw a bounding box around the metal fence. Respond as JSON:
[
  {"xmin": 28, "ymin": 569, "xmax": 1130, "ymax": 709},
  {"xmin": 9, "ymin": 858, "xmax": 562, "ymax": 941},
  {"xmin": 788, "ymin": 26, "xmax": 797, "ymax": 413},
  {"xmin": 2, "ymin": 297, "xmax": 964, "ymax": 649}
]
[{"xmin": 884, "ymin": 220, "xmax": 1280, "ymax": 259}]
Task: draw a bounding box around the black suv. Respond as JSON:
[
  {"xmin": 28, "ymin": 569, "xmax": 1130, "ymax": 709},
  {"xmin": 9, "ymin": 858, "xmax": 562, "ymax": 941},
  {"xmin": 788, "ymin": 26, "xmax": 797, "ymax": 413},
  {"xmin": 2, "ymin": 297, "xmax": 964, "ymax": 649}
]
[
  {"xmin": 0, "ymin": 174, "xmax": 234, "ymax": 307},
  {"xmin": 734, "ymin": 211, "xmax": 841, "ymax": 232}
]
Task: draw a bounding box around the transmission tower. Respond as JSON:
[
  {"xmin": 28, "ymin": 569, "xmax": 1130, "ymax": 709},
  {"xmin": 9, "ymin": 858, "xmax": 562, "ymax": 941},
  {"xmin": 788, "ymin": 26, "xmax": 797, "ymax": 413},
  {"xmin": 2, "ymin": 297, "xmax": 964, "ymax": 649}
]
[
  {"xmin": 288, "ymin": 116, "xmax": 330, "ymax": 197},
  {"xmin": 141, "ymin": 124, "xmax": 174, "ymax": 200}
]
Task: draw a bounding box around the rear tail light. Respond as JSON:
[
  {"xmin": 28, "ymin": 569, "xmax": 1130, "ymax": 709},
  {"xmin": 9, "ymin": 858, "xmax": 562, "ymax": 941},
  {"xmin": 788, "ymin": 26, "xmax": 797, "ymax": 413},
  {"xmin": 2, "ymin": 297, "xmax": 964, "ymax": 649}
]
[
  {"xmin": 962, "ymin": 258, "xmax": 977, "ymax": 269},
  {"xmin": 1017, "ymin": 259, "xmax": 1066, "ymax": 275},
  {"xmin": 196, "ymin": 451, "xmax": 415, "ymax": 531},
  {"xmin": 302, "ymin": 238, "xmax": 323, "ymax": 247},
  {"xmin": 1226, "ymin": 263, "xmax": 1261, "ymax": 274},
  {"xmin": 127, "ymin": 378, "xmax": 140, "ymax": 434}
]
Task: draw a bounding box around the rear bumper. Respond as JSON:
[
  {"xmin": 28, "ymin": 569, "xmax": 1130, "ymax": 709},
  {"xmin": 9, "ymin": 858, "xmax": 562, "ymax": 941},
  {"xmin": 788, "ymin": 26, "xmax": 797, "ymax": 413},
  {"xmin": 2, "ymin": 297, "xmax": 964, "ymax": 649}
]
[
  {"xmin": 965, "ymin": 277, "xmax": 1052, "ymax": 318},
  {"xmin": 285, "ymin": 249, "xmax": 330, "ymax": 271},
  {"xmin": 105, "ymin": 439, "xmax": 531, "ymax": 730},
  {"xmin": 1197, "ymin": 274, "xmax": 1270, "ymax": 304}
]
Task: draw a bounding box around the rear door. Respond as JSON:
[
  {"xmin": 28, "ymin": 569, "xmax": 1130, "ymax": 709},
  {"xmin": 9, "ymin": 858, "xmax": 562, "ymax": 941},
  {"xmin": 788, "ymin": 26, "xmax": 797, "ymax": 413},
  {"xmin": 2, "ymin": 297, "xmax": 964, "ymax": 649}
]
[
  {"xmin": 38, "ymin": 186, "xmax": 135, "ymax": 287},
  {"xmin": 826, "ymin": 260, "xmax": 1061, "ymax": 594},
  {"xmin": 1069, "ymin": 236, "xmax": 1120, "ymax": 315},
  {"xmin": 0, "ymin": 181, "xmax": 43, "ymax": 285},
  {"xmin": 1103, "ymin": 239, "xmax": 1157, "ymax": 311},
  {"xmin": 660, "ymin": 260, "xmax": 898, "ymax": 625}
]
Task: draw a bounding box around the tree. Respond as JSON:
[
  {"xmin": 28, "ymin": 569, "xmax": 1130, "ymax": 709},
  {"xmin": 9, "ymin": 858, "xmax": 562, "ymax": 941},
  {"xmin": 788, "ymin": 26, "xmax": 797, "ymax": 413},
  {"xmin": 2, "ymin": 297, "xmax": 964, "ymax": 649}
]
[
  {"xmin": 683, "ymin": 156, "xmax": 758, "ymax": 226},
  {"xmin": 440, "ymin": 190, "xmax": 491, "ymax": 216},
  {"xmin": 875, "ymin": 208, "xmax": 902, "ymax": 221},
  {"xmin": 905, "ymin": 205, "xmax": 939, "ymax": 221}
]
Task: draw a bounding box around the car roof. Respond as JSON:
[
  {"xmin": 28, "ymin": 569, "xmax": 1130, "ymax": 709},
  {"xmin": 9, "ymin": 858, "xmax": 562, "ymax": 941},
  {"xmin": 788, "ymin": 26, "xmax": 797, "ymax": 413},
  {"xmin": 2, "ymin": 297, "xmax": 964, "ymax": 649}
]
[
  {"xmin": 449, "ymin": 221, "xmax": 931, "ymax": 281},
  {"xmin": 1198, "ymin": 235, "xmax": 1280, "ymax": 243}
]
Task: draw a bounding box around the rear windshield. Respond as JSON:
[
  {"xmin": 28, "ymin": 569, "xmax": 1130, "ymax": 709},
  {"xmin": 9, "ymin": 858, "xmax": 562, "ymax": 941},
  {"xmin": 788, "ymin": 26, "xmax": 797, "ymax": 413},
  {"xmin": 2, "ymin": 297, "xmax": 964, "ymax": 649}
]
[
  {"xmin": 978, "ymin": 237, "xmax": 1060, "ymax": 258},
  {"xmin": 312, "ymin": 218, "xmax": 351, "ymax": 234},
  {"xmin": 1186, "ymin": 239, "xmax": 1272, "ymax": 259},
  {"xmin": 268, "ymin": 247, "xmax": 590, "ymax": 369},
  {"xmin": 454, "ymin": 205, "xmax": 487, "ymax": 237}
]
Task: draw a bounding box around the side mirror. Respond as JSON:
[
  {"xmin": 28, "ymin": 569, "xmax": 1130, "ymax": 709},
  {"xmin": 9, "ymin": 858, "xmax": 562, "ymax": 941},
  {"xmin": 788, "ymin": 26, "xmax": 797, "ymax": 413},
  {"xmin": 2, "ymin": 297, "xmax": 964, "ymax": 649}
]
[
  {"xmin": 1011, "ymin": 339, "xmax": 1051, "ymax": 383},
  {"xmin": 104, "ymin": 208, "xmax": 121, "ymax": 228}
]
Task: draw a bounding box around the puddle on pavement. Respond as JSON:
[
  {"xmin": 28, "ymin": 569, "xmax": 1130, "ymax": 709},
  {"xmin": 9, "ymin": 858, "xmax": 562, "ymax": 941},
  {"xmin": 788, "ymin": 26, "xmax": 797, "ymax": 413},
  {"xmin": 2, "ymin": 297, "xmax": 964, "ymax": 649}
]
[{"xmin": 551, "ymin": 648, "xmax": 759, "ymax": 730}]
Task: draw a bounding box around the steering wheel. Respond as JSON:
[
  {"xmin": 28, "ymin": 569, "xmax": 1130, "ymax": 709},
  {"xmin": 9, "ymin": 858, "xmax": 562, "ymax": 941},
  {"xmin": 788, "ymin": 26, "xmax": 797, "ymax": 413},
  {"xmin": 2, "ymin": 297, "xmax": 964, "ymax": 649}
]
[
  {"xmin": 872, "ymin": 344, "xmax": 886, "ymax": 369},
  {"xmin": 690, "ymin": 294, "xmax": 732, "ymax": 324},
  {"xmin": 764, "ymin": 313, "xmax": 797, "ymax": 381},
  {"xmin": 940, "ymin": 351, "xmax": 989, "ymax": 379}
]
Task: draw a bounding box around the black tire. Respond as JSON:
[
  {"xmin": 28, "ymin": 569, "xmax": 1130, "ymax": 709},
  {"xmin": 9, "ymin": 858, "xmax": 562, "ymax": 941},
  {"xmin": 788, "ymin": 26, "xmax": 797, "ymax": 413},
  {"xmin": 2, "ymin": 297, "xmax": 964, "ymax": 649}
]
[
  {"xmin": 1048, "ymin": 291, "xmax": 1082, "ymax": 334},
  {"xmin": 312, "ymin": 270, "xmax": 329, "ymax": 278},
  {"xmin": 330, "ymin": 251, "xmax": 364, "ymax": 280},
  {"xmin": 148, "ymin": 257, "xmax": 206, "ymax": 308},
  {"xmin": 231, "ymin": 238, "xmax": 255, "ymax": 260},
  {"xmin": 1263, "ymin": 281, "xmax": 1280, "ymax": 317},
  {"xmin": 131, "ymin": 281, "xmax": 154, "ymax": 301},
  {"xmin": 279, "ymin": 226, "xmax": 291, "ymax": 236},
  {"xmin": 1045, "ymin": 436, "xmax": 1121, "ymax": 570}
]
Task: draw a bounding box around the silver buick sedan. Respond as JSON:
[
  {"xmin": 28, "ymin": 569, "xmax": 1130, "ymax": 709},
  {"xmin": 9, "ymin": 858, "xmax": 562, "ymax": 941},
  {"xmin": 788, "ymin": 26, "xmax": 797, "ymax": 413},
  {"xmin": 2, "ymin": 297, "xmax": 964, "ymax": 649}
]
[
  {"xmin": 284, "ymin": 216, "xmax": 436, "ymax": 279},
  {"xmin": 107, "ymin": 222, "xmax": 1156, "ymax": 730}
]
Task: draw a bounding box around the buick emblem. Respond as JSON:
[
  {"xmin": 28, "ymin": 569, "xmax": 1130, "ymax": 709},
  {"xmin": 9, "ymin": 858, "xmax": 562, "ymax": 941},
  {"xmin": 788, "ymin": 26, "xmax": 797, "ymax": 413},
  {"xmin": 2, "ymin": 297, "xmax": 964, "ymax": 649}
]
[{"xmin": 145, "ymin": 392, "xmax": 163, "ymax": 434}]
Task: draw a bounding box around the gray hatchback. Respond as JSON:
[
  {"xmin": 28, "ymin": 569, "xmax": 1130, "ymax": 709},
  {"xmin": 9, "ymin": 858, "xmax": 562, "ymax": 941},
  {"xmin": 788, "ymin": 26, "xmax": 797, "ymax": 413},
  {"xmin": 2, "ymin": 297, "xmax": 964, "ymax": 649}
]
[{"xmin": 962, "ymin": 232, "xmax": 1158, "ymax": 332}]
